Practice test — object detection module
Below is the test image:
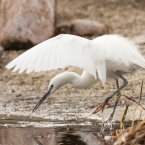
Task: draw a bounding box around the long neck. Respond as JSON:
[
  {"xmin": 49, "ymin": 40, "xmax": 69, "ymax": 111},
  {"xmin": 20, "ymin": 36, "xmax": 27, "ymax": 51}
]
[{"xmin": 61, "ymin": 70, "xmax": 98, "ymax": 89}]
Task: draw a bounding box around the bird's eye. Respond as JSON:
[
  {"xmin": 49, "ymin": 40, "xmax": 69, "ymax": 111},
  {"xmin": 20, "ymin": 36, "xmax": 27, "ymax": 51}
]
[{"xmin": 51, "ymin": 85, "xmax": 53, "ymax": 88}]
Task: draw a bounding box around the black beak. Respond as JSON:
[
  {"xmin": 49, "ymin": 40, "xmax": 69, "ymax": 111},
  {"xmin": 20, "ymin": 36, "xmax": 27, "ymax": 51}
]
[{"xmin": 32, "ymin": 87, "xmax": 53, "ymax": 112}]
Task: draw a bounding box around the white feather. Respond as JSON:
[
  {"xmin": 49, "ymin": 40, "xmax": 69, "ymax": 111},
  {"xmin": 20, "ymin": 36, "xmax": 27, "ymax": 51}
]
[
  {"xmin": 92, "ymin": 35, "xmax": 145, "ymax": 67},
  {"xmin": 6, "ymin": 34, "xmax": 145, "ymax": 84},
  {"xmin": 6, "ymin": 34, "xmax": 103, "ymax": 80}
]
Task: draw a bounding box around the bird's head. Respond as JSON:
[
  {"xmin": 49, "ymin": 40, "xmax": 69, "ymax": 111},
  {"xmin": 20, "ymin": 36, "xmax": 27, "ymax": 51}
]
[
  {"xmin": 32, "ymin": 73, "xmax": 72, "ymax": 112},
  {"xmin": 47, "ymin": 74, "xmax": 66, "ymax": 94}
]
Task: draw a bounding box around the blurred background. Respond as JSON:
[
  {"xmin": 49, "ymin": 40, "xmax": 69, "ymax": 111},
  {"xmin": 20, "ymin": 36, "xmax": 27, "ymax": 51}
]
[{"xmin": 0, "ymin": 0, "xmax": 145, "ymax": 51}]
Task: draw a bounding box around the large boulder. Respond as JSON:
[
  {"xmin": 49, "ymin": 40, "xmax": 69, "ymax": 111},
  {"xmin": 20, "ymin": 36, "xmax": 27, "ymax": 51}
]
[
  {"xmin": 0, "ymin": 0, "xmax": 56, "ymax": 49},
  {"xmin": 56, "ymin": 19, "xmax": 110, "ymax": 37},
  {"xmin": 69, "ymin": 19, "xmax": 110, "ymax": 37}
]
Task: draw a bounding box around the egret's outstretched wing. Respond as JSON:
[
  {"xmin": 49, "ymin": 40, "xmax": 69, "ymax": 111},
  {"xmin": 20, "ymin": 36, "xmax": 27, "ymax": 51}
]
[
  {"xmin": 6, "ymin": 34, "xmax": 106, "ymax": 83},
  {"xmin": 92, "ymin": 35, "xmax": 145, "ymax": 68}
]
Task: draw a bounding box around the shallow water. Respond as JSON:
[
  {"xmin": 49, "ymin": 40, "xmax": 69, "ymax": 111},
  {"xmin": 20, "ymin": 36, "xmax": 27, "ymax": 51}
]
[
  {"xmin": 0, "ymin": 114, "xmax": 105, "ymax": 145},
  {"xmin": 0, "ymin": 114, "xmax": 133, "ymax": 145},
  {"xmin": 0, "ymin": 126, "xmax": 104, "ymax": 145}
]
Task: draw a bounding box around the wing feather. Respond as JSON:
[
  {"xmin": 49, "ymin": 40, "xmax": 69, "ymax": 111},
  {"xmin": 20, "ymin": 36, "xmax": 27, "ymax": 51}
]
[
  {"xmin": 6, "ymin": 34, "xmax": 106, "ymax": 81},
  {"xmin": 92, "ymin": 35, "xmax": 142, "ymax": 67}
]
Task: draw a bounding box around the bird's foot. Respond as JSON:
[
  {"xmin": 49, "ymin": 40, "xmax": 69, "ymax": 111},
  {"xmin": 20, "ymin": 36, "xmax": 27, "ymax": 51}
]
[{"xmin": 91, "ymin": 102, "xmax": 106, "ymax": 115}]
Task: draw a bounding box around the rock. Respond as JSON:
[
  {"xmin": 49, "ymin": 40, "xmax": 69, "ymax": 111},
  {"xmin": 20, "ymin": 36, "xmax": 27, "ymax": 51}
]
[
  {"xmin": 70, "ymin": 19, "xmax": 110, "ymax": 37},
  {"xmin": 0, "ymin": 0, "xmax": 56, "ymax": 49},
  {"xmin": 56, "ymin": 19, "xmax": 110, "ymax": 37}
]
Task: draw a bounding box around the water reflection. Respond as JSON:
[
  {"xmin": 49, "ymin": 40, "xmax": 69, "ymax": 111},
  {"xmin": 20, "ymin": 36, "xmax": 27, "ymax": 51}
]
[
  {"xmin": 58, "ymin": 133, "xmax": 87, "ymax": 145},
  {"xmin": 0, "ymin": 113, "xmax": 133, "ymax": 145},
  {"xmin": 0, "ymin": 127, "xmax": 57, "ymax": 145},
  {"xmin": 0, "ymin": 126, "xmax": 107, "ymax": 145}
]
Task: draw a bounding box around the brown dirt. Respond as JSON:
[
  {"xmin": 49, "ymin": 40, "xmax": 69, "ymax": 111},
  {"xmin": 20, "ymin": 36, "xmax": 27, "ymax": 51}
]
[{"xmin": 0, "ymin": 0, "xmax": 145, "ymax": 122}]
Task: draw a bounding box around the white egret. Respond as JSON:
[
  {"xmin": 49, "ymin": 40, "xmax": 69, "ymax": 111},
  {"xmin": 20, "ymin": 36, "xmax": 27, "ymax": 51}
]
[{"xmin": 6, "ymin": 34, "xmax": 145, "ymax": 120}]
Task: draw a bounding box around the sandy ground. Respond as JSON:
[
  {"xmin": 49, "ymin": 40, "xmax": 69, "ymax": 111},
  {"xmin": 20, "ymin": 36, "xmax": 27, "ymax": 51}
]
[{"xmin": 0, "ymin": 0, "xmax": 145, "ymax": 125}]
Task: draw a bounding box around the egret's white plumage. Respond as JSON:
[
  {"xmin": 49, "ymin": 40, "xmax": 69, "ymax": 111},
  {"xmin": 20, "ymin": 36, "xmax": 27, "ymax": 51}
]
[
  {"xmin": 6, "ymin": 34, "xmax": 145, "ymax": 113},
  {"xmin": 92, "ymin": 35, "xmax": 145, "ymax": 78},
  {"xmin": 7, "ymin": 34, "xmax": 103, "ymax": 81},
  {"xmin": 6, "ymin": 34, "xmax": 145, "ymax": 83}
]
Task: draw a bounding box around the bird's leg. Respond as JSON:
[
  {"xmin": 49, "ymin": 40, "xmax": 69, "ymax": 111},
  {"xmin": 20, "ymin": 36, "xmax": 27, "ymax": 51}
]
[
  {"xmin": 106, "ymin": 79, "xmax": 121, "ymax": 122},
  {"xmin": 116, "ymin": 79, "xmax": 121, "ymax": 96},
  {"xmin": 92, "ymin": 71, "xmax": 128, "ymax": 115},
  {"xmin": 107, "ymin": 96, "xmax": 120, "ymax": 122},
  {"xmin": 104, "ymin": 80, "xmax": 120, "ymax": 112},
  {"xmin": 116, "ymin": 79, "xmax": 119, "ymax": 93}
]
